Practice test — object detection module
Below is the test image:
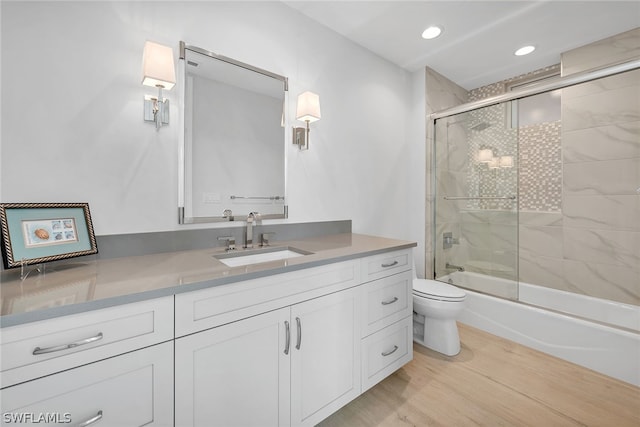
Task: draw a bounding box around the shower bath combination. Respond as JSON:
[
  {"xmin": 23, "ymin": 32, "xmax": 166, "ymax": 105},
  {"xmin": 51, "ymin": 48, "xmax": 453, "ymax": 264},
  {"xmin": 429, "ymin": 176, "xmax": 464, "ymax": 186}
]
[{"xmin": 429, "ymin": 56, "xmax": 640, "ymax": 386}]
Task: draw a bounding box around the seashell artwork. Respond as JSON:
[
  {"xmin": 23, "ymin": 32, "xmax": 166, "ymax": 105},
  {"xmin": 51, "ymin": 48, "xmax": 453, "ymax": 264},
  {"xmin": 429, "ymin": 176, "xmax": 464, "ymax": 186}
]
[{"xmin": 34, "ymin": 228, "xmax": 50, "ymax": 240}]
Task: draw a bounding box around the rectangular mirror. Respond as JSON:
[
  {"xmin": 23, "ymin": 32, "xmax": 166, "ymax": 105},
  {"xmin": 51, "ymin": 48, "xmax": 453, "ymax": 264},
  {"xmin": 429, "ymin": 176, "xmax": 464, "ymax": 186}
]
[{"xmin": 178, "ymin": 42, "xmax": 288, "ymax": 224}]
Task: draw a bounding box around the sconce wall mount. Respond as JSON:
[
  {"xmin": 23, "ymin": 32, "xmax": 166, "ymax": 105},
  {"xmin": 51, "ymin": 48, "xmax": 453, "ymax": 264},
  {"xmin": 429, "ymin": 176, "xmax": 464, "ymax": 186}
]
[
  {"xmin": 142, "ymin": 41, "xmax": 176, "ymax": 130},
  {"xmin": 293, "ymin": 91, "xmax": 321, "ymax": 150}
]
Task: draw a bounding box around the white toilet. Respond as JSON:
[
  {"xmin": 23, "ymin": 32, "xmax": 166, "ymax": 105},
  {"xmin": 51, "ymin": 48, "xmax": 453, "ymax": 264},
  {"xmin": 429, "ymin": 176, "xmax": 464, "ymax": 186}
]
[{"xmin": 412, "ymin": 277, "xmax": 466, "ymax": 356}]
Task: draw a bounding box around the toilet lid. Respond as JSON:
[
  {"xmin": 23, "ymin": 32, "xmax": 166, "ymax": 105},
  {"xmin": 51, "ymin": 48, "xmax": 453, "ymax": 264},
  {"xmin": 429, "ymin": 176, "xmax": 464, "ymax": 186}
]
[{"xmin": 413, "ymin": 279, "xmax": 466, "ymax": 301}]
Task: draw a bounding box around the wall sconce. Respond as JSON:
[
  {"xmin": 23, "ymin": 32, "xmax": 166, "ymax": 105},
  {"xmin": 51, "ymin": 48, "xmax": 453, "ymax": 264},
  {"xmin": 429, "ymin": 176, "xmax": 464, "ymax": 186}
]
[
  {"xmin": 478, "ymin": 148, "xmax": 494, "ymax": 163},
  {"xmin": 485, "ymin": 155, "xmax": 514, "ymax": 169},
  {"xmin": 293, "ymin": 91, "xmax": 321, "ymax": 150},
  {"xmin": 142, "ymin": 41, "xmax": 176, "ymax": 130},
  {"xmin": 499, "ymin": 156, "xmax": 514, "ymax": 168}
]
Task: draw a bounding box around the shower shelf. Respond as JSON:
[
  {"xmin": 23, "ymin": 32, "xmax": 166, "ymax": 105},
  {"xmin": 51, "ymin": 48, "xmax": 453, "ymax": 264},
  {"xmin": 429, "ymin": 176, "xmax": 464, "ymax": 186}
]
[{"xmin": 443, "ymin": 196, "xmax": 516, "ymax": 200}]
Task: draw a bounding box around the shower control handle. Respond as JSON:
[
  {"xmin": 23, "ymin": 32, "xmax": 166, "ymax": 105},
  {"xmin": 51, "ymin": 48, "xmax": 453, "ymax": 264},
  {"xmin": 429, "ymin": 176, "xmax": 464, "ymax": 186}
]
[{"xmin": 443, "ymin": 232, "xmax": 459, "ymax": 250}]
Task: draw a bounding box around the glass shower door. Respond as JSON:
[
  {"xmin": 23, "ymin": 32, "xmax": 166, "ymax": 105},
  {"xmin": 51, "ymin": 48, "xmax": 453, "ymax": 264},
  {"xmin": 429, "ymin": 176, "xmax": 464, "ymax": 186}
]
[{"xmin": 433, "ymin": 102, "xmax": 519, "ymax": 300}]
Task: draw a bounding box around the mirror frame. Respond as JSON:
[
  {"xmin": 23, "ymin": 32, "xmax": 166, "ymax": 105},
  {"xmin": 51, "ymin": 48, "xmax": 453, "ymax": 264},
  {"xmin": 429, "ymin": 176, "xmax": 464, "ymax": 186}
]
[{"xmin": 178, "ymin": 42, "xmax": 289, "ymax": 224}]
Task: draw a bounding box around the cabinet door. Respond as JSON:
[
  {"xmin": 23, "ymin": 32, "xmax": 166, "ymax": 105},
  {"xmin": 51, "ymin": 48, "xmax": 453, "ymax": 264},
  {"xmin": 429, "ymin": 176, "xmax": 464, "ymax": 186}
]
[
  {"xmin": 1, "ymin": 341, "xmax": 173, "ymax": 427},
  {"xmin": 290, "ymin": 288, "xmax": 361, "ymax": 427},
  {"xmin": 175, "ymin": 308, "xmax": 291, "ymax": 427}
]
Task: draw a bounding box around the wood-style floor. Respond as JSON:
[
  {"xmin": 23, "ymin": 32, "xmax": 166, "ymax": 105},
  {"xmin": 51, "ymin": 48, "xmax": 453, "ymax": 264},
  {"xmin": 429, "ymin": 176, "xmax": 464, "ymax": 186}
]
[{"xmin": 319, "ymin": 324, "xmax": 640, "ymax": 427}]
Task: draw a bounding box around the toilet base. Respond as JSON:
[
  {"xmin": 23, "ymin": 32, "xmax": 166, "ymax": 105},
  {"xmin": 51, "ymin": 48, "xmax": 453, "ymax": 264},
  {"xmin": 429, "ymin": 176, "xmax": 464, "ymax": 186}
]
[{"xmin": 413, "ymin": 315, "xmax": 461, "ymax": 356}]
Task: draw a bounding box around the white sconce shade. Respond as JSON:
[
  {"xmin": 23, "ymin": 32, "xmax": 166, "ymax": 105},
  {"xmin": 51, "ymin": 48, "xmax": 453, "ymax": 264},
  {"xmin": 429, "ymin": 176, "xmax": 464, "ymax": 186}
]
[
  {"xmin": 142, "ymin": 41, "xmax": 175, "ymax": 130},
  {"xmin": 478, "ymin": 148, "xmax": 493, "ymax": 163},
  {"xmin": 142, "ymin": 41, "xmax": 176, "ymax": 89},
  {"xmin": 499, "ymin": 156, "xmax": 514, "ymax": 168},
  {"xmin": 293, "ymin": 91, "xmax": 321, "ymax": 150},
  {"xmin": 296, "ymin": 91, "xmax": 321, "ymax": 123}
]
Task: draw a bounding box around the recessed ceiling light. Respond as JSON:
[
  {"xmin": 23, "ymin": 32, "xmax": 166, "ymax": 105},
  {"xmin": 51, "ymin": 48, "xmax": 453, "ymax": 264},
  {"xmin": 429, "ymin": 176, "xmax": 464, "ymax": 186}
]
[
  {"xmin": 422, "ymin": 26, "xmax": 442, "ymax": 40},
  {"xmin": 515, "ymin": 45, "xmax": 536, "ymax": 56}
]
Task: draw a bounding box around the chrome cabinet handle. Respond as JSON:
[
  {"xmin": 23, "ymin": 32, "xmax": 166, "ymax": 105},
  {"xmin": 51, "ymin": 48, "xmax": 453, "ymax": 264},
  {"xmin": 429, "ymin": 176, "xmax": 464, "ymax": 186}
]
[
  {"xmin": 284, "ymin": 321, "xmax": 290, "ymax": 355},
  {"xmin": 76, "ymin": 410, "xmax": 103, "ymax": 427},
  {"xmin": 295, "ymin": 317, "xmax": 302, "ymax": 350},
  {"xmin": 381, "ymin": 296, "xmax": 399, "ymax": 306},
  {"xmin": 381, "ymin": 345, "xmax": 399, "ymax": 357},
  {"xmin": 381, "ymin": 261, "xmax": 398, "ymax": 268},
  {"xmin": 32, "ymin": 332, "xmax": 103, "ymax": 355}
]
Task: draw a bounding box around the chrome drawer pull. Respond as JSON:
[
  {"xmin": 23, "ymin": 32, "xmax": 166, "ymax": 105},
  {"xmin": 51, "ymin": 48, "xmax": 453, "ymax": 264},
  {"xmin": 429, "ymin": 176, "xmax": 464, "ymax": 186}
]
[
  {"xmin": 295, "ymin": 317, "xmax": 302, "ymax": 350},
  {"xmin": 284, "ymin": 321, "xmax": 290, "ymax": 355},
  {"xmin": 76, "ymin": 410, "xmax": 103, "ymax": 427},
  {"xmin": 381, "ymin": 261, "xmax": 398, "ymax": 268},
  {"xmin": 381, "ymin": 345, "xmax": 399, "ymax": 357},
  {"xmin": 381, "ymin": 297, "xmax": 399, "ymax": 306},
  {"xmin": 32, "ymin": 332, "xmax": 104, "ymax": 355}
]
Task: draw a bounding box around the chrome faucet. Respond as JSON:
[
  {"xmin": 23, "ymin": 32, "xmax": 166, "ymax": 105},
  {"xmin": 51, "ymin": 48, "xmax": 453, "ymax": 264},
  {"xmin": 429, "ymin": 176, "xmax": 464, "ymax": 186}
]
[
  {"xmin": 445, "ymin": 262, "xmax": 465, "ymax": 272},
  {"xmin": 245, "ymin": 212, "xmax": 262, "ymax": 248}
]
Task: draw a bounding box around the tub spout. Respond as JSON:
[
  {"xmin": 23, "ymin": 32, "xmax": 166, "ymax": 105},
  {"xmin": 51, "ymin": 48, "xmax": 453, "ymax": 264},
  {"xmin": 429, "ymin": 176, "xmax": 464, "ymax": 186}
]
[{"xmin": 446, "ymin": 262, "xmax": 465, "ymax": 272}]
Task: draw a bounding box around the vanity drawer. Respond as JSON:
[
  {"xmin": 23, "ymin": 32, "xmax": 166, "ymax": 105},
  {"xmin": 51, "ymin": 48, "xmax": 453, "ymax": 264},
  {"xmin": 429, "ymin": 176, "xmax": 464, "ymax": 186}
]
[
  {"xmin": 361, "ymin": 316, "xmax": 413, "ymax": 392},
  {"xmin": 1, "ymin": 296, "xmax": 174, "ymax": 388},
  {"xmin": 361, "ymin": 270, "xmax": 412, "ymax": 337},
  {"xmin": 361, "ymin": 249, "xmax": 412, "ymax": 282},
  {"xmin": 0, "ymin": 341, "xmax": 173, "ymax": 427},
  {"xmin": 175, "ymin": 259, "xmax": 360, "ymax": 337}
]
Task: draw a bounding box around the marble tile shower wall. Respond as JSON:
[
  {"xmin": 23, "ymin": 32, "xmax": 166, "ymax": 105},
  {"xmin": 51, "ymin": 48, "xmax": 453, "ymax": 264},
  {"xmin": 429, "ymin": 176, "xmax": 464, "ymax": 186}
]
[
  {"xmin": 557, "ymin": 28, "xmax": 640, "ymax": 306},
  {"xmin": 494, "ymin": 29, "xmax": 638, "ymax": 305},
  {"xmin": 523, "ymin": 67, "xmax": 640, "ymax": 305}
]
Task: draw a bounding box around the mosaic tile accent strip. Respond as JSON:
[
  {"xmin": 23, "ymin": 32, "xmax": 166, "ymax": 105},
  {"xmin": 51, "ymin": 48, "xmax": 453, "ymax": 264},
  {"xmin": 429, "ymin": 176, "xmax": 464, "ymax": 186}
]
[
  {"xmin": 519, "ymin": 121, "xmax": 562, "ymax": 211},
  {"xmin": 468, "ymin": 64, "xmax": 561, "ymax": 101}
]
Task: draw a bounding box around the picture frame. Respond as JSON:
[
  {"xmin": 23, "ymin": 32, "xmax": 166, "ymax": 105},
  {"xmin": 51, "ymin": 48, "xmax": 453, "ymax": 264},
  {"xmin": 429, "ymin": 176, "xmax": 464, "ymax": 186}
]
[{"xmin": 0, "ymin": 203, "xmax": 98, "ymax": 269}]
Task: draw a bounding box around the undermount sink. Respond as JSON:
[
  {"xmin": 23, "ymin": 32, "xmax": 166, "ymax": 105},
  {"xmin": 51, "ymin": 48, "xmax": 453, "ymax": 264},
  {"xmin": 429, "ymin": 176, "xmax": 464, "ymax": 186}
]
[{"xmin": 214, "ymin": 246, "xmax": 312, "ymax": 267}]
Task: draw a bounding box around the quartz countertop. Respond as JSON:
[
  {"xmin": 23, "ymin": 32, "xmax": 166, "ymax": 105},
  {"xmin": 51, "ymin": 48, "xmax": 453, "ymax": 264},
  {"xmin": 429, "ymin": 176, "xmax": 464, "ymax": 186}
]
[{"xmin": 0, "ymin": 233, "xmax": 416, "ymax": 327}]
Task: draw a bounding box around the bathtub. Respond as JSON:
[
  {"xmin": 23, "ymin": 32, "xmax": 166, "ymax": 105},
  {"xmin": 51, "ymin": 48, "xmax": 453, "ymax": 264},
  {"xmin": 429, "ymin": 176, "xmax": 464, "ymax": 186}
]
[{"xmin": 445, "ymin": 271, "xmax": 640, "ymax": 386}]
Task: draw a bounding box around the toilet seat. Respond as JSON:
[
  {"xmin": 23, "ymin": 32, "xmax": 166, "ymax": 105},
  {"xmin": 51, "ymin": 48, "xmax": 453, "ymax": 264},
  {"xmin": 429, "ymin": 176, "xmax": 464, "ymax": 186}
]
[{"xmin": 413, "ymin": 279, "xmax": 466, "ymax": 302}]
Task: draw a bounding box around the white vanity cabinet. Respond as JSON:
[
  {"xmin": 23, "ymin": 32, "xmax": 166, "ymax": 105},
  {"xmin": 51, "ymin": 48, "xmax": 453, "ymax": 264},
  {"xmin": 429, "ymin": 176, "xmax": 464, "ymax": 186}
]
[
  {"xmin": 290, "ymin": 287, "xmax": 361, "ymax": 426},
  {"xmin": 175, "ymin": 287, "xmax": 360, "ymax": 427},
  {"xmin": 0, "ymin": 243, "xmax": 415, "ymax": 427},
  {"xmin": 174, "ymin": 260, "xmax": 361, "ymax": 427},
  {"xmin": 174, "ymin": 249, "xmax": 413, "ymax": 427},
  {"xmin": 1, "ymin": 341, "xmax": 174, "ymax": 427},
  {"xmin": 359, "ymin": 250, "xmax": 414, "ymax": 392},
  {"xmin": 175, "ymin": 307, "xmax": 291, "ymax": 427},
  {"xmin": 1, "ymin": 296, "xmax": 174, "ymax": 387},
  {"xmin": 0, "ymin": 296, "xmax": 174, "ymax": 426}
]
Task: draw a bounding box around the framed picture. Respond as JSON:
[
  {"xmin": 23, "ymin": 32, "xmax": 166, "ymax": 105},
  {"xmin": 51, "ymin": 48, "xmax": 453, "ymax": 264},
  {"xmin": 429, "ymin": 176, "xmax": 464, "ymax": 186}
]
[{"xmin": 0, "ymin": 203, "xmax": 98, "ymax": 269}]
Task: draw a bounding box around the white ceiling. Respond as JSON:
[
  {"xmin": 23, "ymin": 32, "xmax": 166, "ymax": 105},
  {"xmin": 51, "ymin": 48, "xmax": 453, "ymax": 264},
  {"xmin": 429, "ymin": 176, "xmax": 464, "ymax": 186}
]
[{"xmin": 283, "ymin": 1, "xmax": 640, "ymax": 90}]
